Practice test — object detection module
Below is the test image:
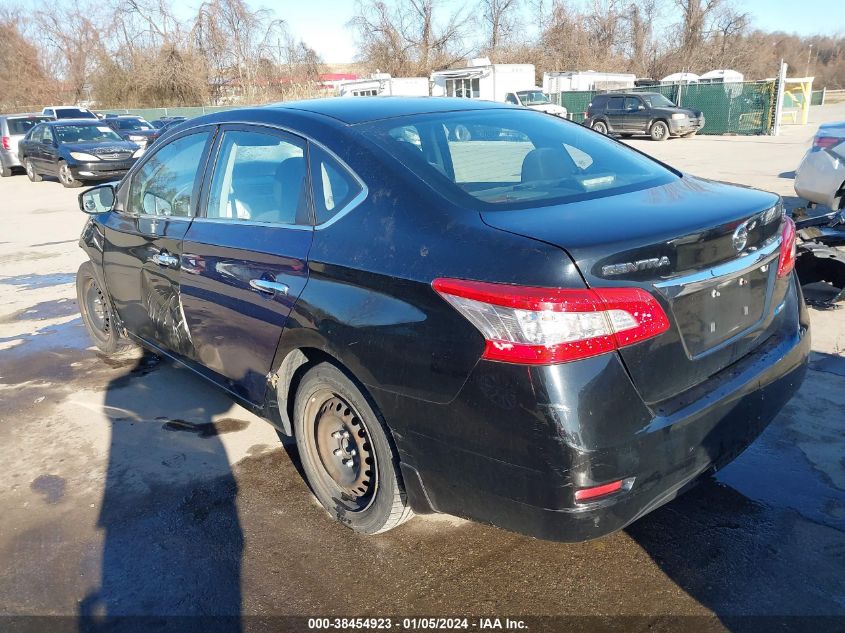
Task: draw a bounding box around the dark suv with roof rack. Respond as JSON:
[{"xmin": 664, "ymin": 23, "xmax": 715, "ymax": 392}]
[{"xmin": 585, "ymin": 92, "xmax": 704, "ymax": 141}]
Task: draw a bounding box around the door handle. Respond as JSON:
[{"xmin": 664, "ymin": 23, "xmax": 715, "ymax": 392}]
[
  {"xmin": 150, "ymin": 252, "xmax": 179, "ymax": 268},
  {"xmin": 249, "ymin": 279, "xmax": 289, "ymax": 296}
]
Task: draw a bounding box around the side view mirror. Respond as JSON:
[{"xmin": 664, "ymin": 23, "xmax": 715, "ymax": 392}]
[{"xmin": 79, "ymin": 183, "xmax": 116, "ymax": 214}]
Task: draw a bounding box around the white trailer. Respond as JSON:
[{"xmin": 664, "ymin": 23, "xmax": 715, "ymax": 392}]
[
  {"xmin": 543, "ymin": 71, "xmax": 636, "ymax": 93},
  {"xmin": 338, "ymin": 74, "xmax": 429, "ymax": 97},
  {"xmin": 430, "ymin": 59, "xmax": 536, "ymax": 103}
]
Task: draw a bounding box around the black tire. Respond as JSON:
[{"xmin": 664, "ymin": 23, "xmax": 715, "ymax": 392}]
[
  {"xmin": 293, "ymin": 362, "xmax": 413, "ymax": 534},
  {"xmin": 650, "ymin": 120, "xmax": 670, "ymax": 141},
  {"xmin": 592, "ymin": 120, "xmax": 608, "ymax": 134},
  {"xmin": 24, "ymin": 158, "xmax": 42, "ymax": 182},
  {"xmin": 0, "ymin": 163, "xmax": 12, "ymax": 177},
  {"xmin": 76, "ymin": 261, "xmax": 133, "ymax": 355},
  {"xmin": 58, "ymin": 160, "xmax": 82, "ymax": 188}
]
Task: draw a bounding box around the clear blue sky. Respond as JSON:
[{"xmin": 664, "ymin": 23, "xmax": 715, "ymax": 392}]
[{"xmin": 173, "ymin": 0, "xmax": 842, "ymax": 64}]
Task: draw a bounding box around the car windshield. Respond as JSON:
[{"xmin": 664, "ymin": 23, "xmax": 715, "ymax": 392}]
[
  {"xmin": 362, "ymin": 109, "xmax": 677, "ymax": 210},
  {"xmin": 517, "ymin": 91, "xmax": 551, "ymax": 106},
  {"xmin": 117, "ymin": 118, "xmax": 153, "ymax": 131},
  {"xmin": 54, "ymin": 108, "xmax": 97, "ymax": 119},
  {"xmin": 54, "ymin": 124, "xmax": 124, "ymax": 144},
  {"xmin": 7, "ymin": 117, "xmax": 51, "ymax": 135},
  {"xmin": 642, "ymin": 93, "xmax": 675, "ymax": 108}
]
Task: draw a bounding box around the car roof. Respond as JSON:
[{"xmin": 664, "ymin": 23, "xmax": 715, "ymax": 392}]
[{"xmin": 265, "ymin": 96, "xmax": 518, "ymax": 125}]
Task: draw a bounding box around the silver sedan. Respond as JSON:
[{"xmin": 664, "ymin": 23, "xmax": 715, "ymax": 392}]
[{"xmin": 794, "ymin": 121, "xmax": 845, "ymax": 210}]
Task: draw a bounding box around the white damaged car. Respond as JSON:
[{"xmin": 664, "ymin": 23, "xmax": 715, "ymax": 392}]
[
  {"xmin": 794, "ymin": 121, "xmax": 845, "ymax": 210},
  {"xmin": 505, "ymin": 89, "xmax": 569, "ymax": 118}
]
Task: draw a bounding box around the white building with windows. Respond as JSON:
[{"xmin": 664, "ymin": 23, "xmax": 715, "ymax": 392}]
[{"xmin": 430, "ymin": 59, "xmax": 536, "ymax": 103}]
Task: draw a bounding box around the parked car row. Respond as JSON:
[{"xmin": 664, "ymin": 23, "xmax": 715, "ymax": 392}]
[{"xmin": 0, "ymin": 109, "xmax": 191, "ymax": 186}]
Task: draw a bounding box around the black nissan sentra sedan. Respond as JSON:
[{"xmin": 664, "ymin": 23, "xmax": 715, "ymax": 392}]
[
  {"xmin": 18, "ymin": 119, "xmax": 141, "ymax": 188},
  {"xmin": 75, "ymin": 98, "xmax": 810, "ymax": 541}
]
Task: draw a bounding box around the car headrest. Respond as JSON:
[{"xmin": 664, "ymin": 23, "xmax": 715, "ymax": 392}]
[
  {"xmin": 521, "ymin": 147, "xmax": 578, "ymax": 183},
  {"xmin": 274, "ymin": 157, "xmax": 309, "ymax": 225}
]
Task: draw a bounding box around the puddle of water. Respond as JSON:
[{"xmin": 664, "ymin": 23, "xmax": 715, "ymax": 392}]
[
  {"xmin": 0, "ymin": 298, "xmax": 78, "ymax": 324},
  {"xmin": 30, "ymin": 475, "xmax": 67, "ymax": 504},
  {"xmin": 0, "ymin": 273, "xmax": 75, "ymax": 290}
]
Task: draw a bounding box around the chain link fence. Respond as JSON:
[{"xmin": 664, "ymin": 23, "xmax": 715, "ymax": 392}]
[{"xmin": 554, "ymin": 81, "xmax": 777, "ymax": 135}]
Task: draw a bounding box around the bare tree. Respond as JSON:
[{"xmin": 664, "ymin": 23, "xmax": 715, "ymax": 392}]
[
  {"xmin": 350, "ymin": 0, "xmax": 472, "ymax": 75},
  {"xmin": 0, "ymin": 8, "xmax": 55, "ymax": 108},
  {"xmin": 480, "ymin": 0, "xmax": 521, "ymax": 58}
]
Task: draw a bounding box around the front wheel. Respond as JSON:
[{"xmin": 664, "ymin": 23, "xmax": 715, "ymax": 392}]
[
  {"xmin": 24, "ymin": 158, "xmax": 42, "ymax": 182},
  {"xmin": 592, "ymin": 120, "xmax": 608, "ymax": 135},
  {"xmin": 650, "ymin": 120, "xmax": 670, "ymax": 141},
  {"xmin": 76, "ymin": 261, "xmax": 134, "ymax": 355},
  {"xmin": 294, "ymin": 362, "xmax": 413, "ymax": 534},
  {"xmin": 58, "ymin": 161, "xmax": 82, "ymax": 188}
]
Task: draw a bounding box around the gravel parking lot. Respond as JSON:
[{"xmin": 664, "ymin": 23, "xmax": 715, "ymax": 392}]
[{"xmin": 1, "ymin": 105, "xmax": 843, "ymax": 629}]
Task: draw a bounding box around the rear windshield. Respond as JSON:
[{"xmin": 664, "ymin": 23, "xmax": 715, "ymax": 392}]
[
  {"xmin": 360, "ymin": 109, "xmax": 676, "ymax": 210},
  {"xmin": 116, "ymin": 118, "xmax": 153, "ymax": 130},
  {"xmin": 7, "ymin": 117, "xmax": 50, "ymax": 135},
  {"xmin": 54, "ymin": 108, "xmax": 97, "ymax": 119},
  {"xmin": 54, "ymin": 124, "xmax": 124, "ymax": 143}
]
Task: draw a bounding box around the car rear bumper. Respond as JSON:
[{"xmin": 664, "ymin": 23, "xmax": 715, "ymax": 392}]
[
  {"xmin": 0, "ymin": 149, "xmax": 21, "ymax": 168},
  {"xmin": 381, "ymin": 276, "xmax": 810, "ymax": 541},
  {"xmin": 70, "ymin": 160, "xmax": 134, "ymax": 180}
]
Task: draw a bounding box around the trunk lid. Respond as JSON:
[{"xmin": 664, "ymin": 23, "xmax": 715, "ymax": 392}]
[{"xmin": 481, "ymin": 176, "xmax": 785, "ymax": 403}]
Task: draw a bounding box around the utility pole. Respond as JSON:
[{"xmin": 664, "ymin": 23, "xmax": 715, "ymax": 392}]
[{"xmin": 805, "ymin": 44, "xmax": 813, "ymax": 77}]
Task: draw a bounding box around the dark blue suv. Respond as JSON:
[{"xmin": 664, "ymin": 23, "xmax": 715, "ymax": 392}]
[{"xmin": 76, "ymin": 98, "xmax": 809, "ymax": 541}]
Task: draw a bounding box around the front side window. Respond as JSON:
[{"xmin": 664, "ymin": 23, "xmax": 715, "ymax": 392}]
[
  {"xmin": 309, "ymin": 146, "xmax": 363, "ymax": 225},
  {"xmin": 361, "ymin": 109, "xmax": 676, "ymax": 210},
  {"xmin": 206, "ymin": 129, "xmax": 309, "ymax": 225},
  {"xmin": 128, "ymin": 132, "xmax": 210, "ymax": 217},
  {"xmin": 8, "ymin": 117, "xmax": 50, "ymax": 135},
  {"xmin": 642, "ymin": 93, "xmax": 675, "ymax": 108}
]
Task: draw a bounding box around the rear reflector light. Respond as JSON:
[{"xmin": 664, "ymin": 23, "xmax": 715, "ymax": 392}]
[
  {"xmin": 777, "ymin": 216, "xmax": 797, "ymax": 278},
  {"xmin": 813, "ymin": 136, "xmax": 842, "ymax": 150},
  {"xmin": 1, "ymin": 136, "xmax": 9, "ymax": 151},
  {"xmin": 432, "ymin": 278, "xmax": 670, "ymax": 365},
  {"xmin": 574, "ymin": 477, "xmax": 635, "ymax": 502}
]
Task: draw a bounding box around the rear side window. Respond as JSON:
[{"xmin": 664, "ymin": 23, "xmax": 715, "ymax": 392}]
[
  {"xmin": 7, "ymin": 117, "xmax": 50, "ymax": 135},
  {"xmin": 361, "ymin": 109, "xmax": 676, "ymax": 210},
  {"xmin": 606, "ymin": 96, "xmax": 624, "ymax": 110},
  {"xmin": 129, "ymin": 132, "xmax": 210, "ymax": 217},
  {"xmin": 309, "ymin": 146, "xmax": 363, "ymax": 225},
  {"xmin": 206, "ymin": 129, "xmax": 309, "ymax": 225}
]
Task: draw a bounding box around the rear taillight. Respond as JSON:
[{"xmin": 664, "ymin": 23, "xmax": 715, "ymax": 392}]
[
  {"xmin": 432, "ymin": 278, "xmax": 670, "ymax": 365},
  {"xmin": 813, "ymin": 136, "xmax": 842, "ymax": 150},
  {"xmin": 1, "ymin": 136, "xmax": 9, "ymax": 151},
  {"xmin": 777, "ymin": 216, "xmax": 797, "ymax": 278}
]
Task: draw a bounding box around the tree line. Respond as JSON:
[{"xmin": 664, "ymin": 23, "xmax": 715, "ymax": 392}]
[{"xmin": 1, "ymin": 0, "xmax": 843, "ymax": 111}]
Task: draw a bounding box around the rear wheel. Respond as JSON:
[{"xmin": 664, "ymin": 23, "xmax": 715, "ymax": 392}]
[
  {"xmin": 592, "ymin": 120, "xmax": 608, "ymax": 135},
  {"xmin": 58, "ymin": 160, "xmax": 82, "ymax": 188},
  {"xmin": 294, "ymin": 362, "xmax": 413, "ymax": 534},
  {"xmin": 650, "ymin": 120, "xmax": 670, "ymax": 141},
  {"xmin": 24, "ymin": 158, "xmax": 42, "ymax": 182},
  {"xmin": 76, "ymin": 261, "xmax": 133, "ymax": 355}
]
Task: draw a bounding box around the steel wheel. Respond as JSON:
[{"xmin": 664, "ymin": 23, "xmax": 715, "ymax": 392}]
[
  {"xmin": 76, "ymin": 261, "xmax": 133, "ymax": 355},
  {"xmin": 305, "ymin": 390, "xmax": 377, "ymax": 511},
  {"xmin": 293, "ymin": 362, "xmax": 413, "ymax": 534},
  {"xmin": 592, "ymin": 121, "xmax": 608, "ymax": 134}
]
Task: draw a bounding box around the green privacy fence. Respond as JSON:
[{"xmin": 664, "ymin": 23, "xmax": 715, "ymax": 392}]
[
  {"xmin": 554, "ymin": 81, "xmax": 777, "ymax": 135},
  {"xmin": 97, "ymin": 105, "xmax": 242, "ymax": 120},
  {"xmin": 810, "ymin": 89, "xmax": 826, "ymax": 106}
]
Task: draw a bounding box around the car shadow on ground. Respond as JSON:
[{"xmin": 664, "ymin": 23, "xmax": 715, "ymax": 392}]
[
  {"xmin": 78, "ymin": 350, "xmax": 245, "ymax": 632},
  {"xmin": 628, "ymin": 351, "xmax": 845, "ymax": 631}
]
